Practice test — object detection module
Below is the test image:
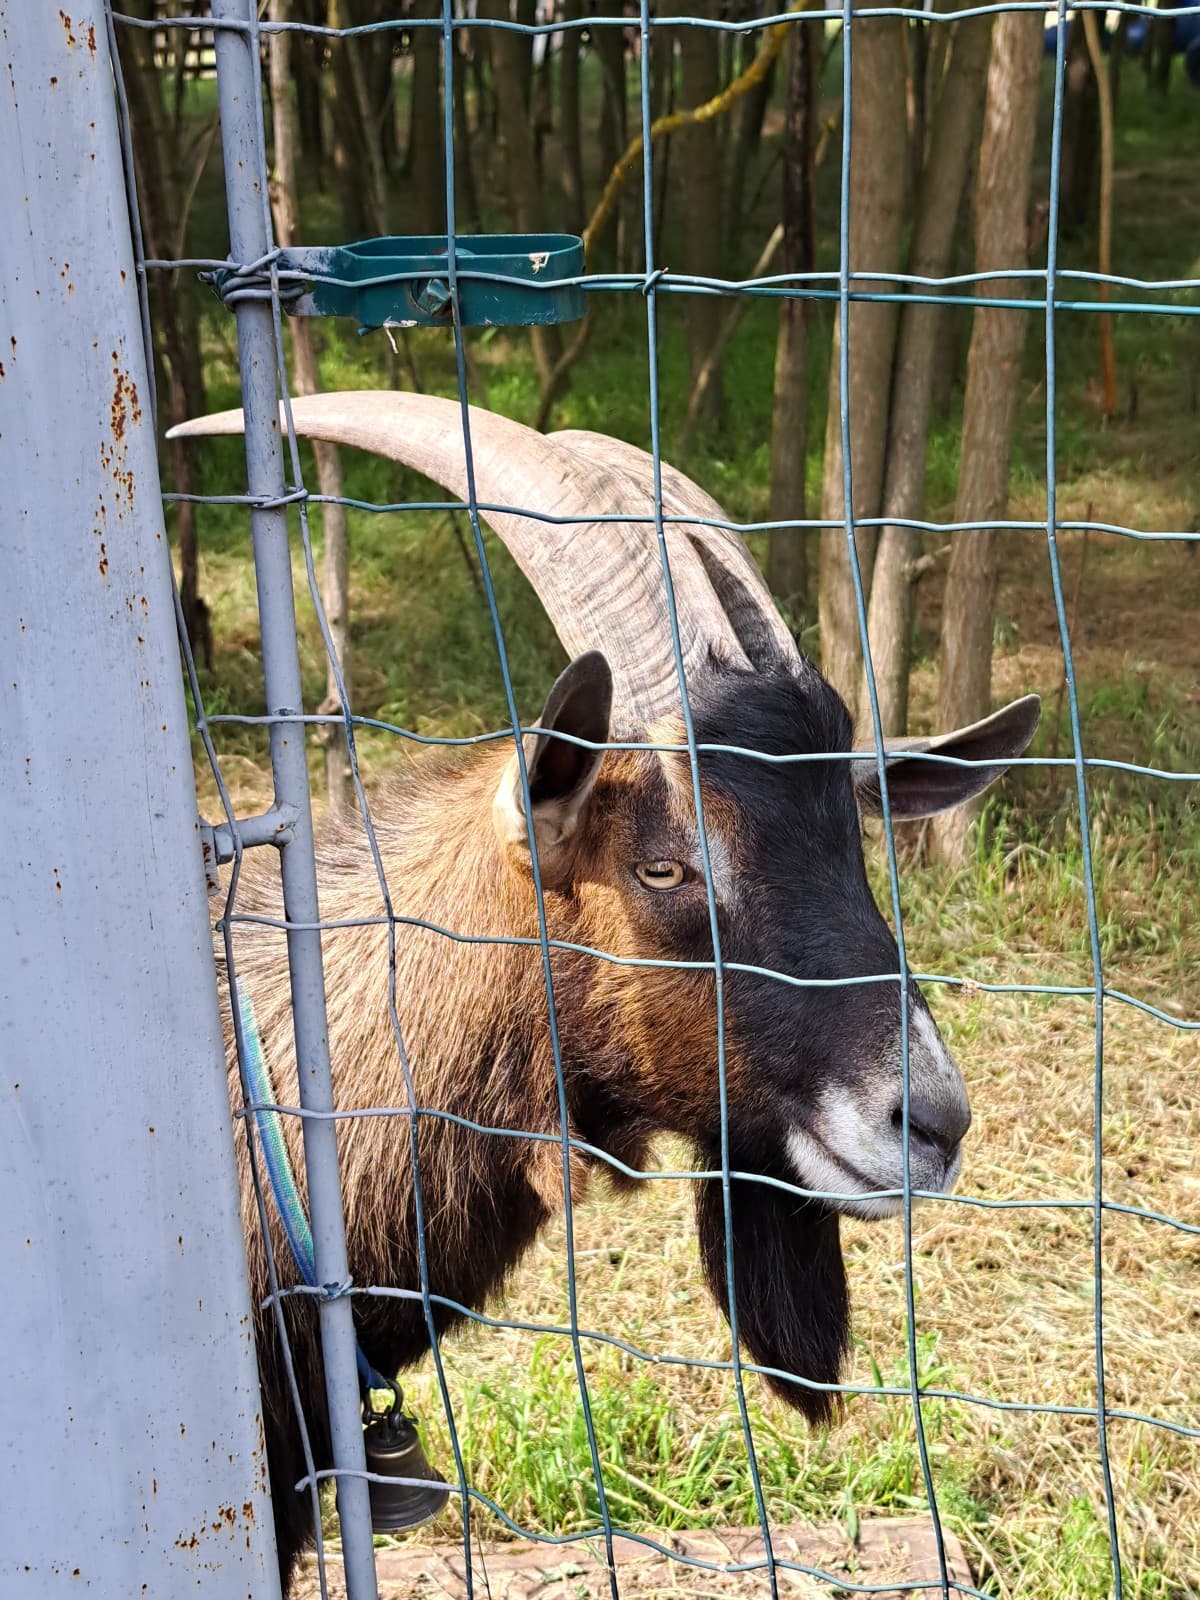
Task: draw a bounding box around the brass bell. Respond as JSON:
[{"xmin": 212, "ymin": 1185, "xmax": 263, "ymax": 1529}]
[{"xmin": 363, "ymin": 1403, "xmax": 450, "ymax": 1532}]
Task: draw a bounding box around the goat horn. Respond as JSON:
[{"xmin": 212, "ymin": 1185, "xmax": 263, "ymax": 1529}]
[
  {"xmin": 168, "ymin": 391, "xmax": 774, "ymax": 735},
  {"xmin": 551, "ymin": 431, "xmax": 802, "ymax": 674}
]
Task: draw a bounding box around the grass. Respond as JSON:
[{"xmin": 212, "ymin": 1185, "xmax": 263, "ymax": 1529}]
[{"xmin": 162, "ymin": 42, "xmax": 1200, "ymax": 1600}]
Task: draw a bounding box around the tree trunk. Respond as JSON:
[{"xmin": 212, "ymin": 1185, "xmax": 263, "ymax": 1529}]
[
  {"xmin": 593, "ymin": 0, "xmax": 629, "ymax": 265},
  {"xmin": 768, "ymin": 23, "xmax": 817, "ymax": 622},
  {"xmin": 407, "ymin": 0, "xmax": 445, "ymax": 235},
  {"xmin": 817, "ymin": 0, "xmax": 908, "ymax": 708},
  {"xmin": 1058, "ymin": 16, "xmax": 1099, "ymax": 234},
  {"xmin": 366, "ymin": 6, "xmax": 399, "ymax": 174},
  {"xmin": 469, "ymin": 27, "xmax": 492, "ymax": 139},
  {"xmin": 269, "ymin": 0, "xmax": 352, "ymax": 814},
  {"xmin": 453, "ymin": 35, "xmax": 483, "ymax": 231},
  {"xmin": 481, "ymin": 0, "xmax": 563, "ymax": 387},
  {"xmin": 931, "ymin": 9, "xmax": 1043, "ymax": 866},
  {"xmin": 679, "ymin": 0, "xmax": 726, "ymax": 429},
  {"xmin": 293, "ymin": 1, "xmax": 325, "ymax": 171},
  {"xmin": 514, "ymin": 0, "xmax": 538, "ymax": 112},
  {"xmin": 1109, "ymin": 12, "xmax": 1130, "ymax": 112},
  {"xmin": 925, "ymin": 14, "xmax": 951, "ymax": 124},
  {"xmin": 345, "ymin": 17, "xmax": 392, "ymax": 237},
  {"xmin": 726, "ymin": 44, "xmax": 777, "ymax": 247},
  {"xmin": 328, "ymin": 6, "xmax": 373, "ymax": 240},
  {"xmin": 906, "ymin": 19, "xmax": 929, "ymax": 206},
  {"xmin": 116, "ymin": 3, "xmax": 210, "ymax": 666},
  {"xmin": 1082, "ymin": 7, "xmax": 1117, "ymax": 418},
  {"xmin": 652, "ymin": 34, "xmax": 676, "ymax": 262},
  {"xmin": 559, "ymin": 0, "xmax": 586, "ymax": 234},
  {"xmin": 533, "ymin": 46, "xmax": 555, "ymax": 184},
  {"xmin": 862, "ymin": 12, "xmax": 992, "ymax": 736},
  {"xmin": 1148, "ymin": 6, "xmax": 1173, "ymax": 96}
]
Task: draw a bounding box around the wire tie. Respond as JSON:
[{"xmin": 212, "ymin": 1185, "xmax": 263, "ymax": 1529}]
[
  {"xmin": 641, "ymin": 267, "xmax": 669, "ymax": 297},
  {"xmin": 254, "ymin": 486, "xmax": 309, "ymax": 511},
  {"xmin": 320, "ymin": 1278, "xmax": 355, "ymax": 1302},
  {"xmin": 200, "ymin": 248, "xmax": 304, "ymax": 308}
]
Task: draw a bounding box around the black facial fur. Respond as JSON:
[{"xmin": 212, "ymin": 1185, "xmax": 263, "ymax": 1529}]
[
  {"xmin": 684, "ymin": 665, "xmax": 902, "ymax": 1412},
  {"xmin": 695, "ymin": 1146, "xmax": 849, "ymax": 1423},
  {"xmin": 691, "ymin": 663, "xmax": 904, "ymax": 1095}
]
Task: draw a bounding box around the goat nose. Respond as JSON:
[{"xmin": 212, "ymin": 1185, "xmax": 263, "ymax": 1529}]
[{"xmin": 890, "ymin": 1088, "xmax": 971, "ymax": 1159}]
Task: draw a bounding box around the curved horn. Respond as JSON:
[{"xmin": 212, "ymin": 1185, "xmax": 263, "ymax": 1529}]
[
  {"xmin": 168, "ymin": 392, "xmax": 762, "ymax": 735},
  {"xmin": 553, "ymin": 430, "xmax": 802, "ymax": 673}
]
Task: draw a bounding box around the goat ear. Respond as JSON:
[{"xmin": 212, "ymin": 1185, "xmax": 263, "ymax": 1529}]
[
  {"xmin": 695, "ymin": 1152, "xmax": 848, "ymax": 1424},
  {"xmin": 852, "ymin": 693, "xmax": 1041, "ymax": 819},
  {"xmin": 492, "ymin": 651, "xmax": 613, "ymax": 880}
]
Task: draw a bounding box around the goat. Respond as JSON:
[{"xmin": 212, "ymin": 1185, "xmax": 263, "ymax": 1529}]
[{"xmin": 173, "ymin": 393, "xmax": 1040, "ymax": 1592}]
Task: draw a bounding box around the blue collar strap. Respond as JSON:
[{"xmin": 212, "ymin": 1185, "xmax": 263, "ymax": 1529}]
[{"xmin": 238, "ymin": 987, "xmax": 388, "ymax": 1395}]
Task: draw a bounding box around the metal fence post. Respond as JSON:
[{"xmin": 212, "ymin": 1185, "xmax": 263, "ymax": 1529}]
[
  {"xmin": 0, "ymin": 4, "xmax": 282, "ymax": 1593},
  {"xmin": 207, "ymin": 3, "xmax": 381, "ymax": 1595}
]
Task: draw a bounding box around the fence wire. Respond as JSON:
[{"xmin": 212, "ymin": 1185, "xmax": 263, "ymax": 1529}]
[{"xmin": 107, "ymin": 3, "xmax": 1200, "ymax": 1598}]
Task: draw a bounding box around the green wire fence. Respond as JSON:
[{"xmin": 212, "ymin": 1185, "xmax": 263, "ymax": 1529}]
[{"xmin": 108, "ymin": 3, "xmax": 1200, "ymax": 1597}]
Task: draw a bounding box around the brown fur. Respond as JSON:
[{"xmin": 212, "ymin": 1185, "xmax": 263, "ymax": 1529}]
[{"xmin": 223, "ymin": 737, "xmax": 749, "ymax": 1588}]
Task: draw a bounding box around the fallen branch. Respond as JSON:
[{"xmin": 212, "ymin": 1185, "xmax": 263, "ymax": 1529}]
[{"xmin": 904, "ymin": 543, "xmax": 952, "ymax": 584}]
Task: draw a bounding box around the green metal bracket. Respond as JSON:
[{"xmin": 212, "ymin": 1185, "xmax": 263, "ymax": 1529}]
[{"xmin": 235, "ymin": 234, "xmax": 586, "ymax": 330}]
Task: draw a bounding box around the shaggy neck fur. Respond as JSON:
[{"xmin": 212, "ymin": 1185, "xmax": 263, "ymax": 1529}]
[{"xmin": 228, "ymin": 744, "xmax": 632, "ymax": 1587}]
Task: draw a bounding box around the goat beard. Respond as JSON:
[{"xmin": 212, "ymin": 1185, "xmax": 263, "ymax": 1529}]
[{"xmin": 694, "ymin": 1147, "xmax": 850, "ymax": 1425}]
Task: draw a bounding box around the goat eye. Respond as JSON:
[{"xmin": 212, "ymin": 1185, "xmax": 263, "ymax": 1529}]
[{"xmin": 635, "ymin": 859, "xmax": 685, "ymax": 890}]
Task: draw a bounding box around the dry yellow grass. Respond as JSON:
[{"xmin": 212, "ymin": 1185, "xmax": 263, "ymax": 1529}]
[{"xmin": 387, "ymin": 978, "xmax": 1198, "ymax": 1597}]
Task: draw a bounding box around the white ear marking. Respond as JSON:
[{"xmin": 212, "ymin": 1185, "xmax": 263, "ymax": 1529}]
[{"xmin": 491, "ymin": 744, "xmax": 595, "ymax": 868}]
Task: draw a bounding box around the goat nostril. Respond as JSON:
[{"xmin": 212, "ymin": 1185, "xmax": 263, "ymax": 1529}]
[{"xmin": 890, "ymin": 1103, "xmax": 956, "ymax": 1158}]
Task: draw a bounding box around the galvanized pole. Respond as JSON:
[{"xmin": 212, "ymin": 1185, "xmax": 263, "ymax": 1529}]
[
  {"xmin": 0, "ymin": 3, "xmax": 281, "ymax": 1594},
  {"xmin": 207, "ymin": 3, "xmax": 380, "ymax": 1595}
]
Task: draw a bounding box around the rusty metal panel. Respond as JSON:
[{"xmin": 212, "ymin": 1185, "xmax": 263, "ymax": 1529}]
[{"xmin": 0, "ymin": 3, "xmax": 282, "ymax": 1592}]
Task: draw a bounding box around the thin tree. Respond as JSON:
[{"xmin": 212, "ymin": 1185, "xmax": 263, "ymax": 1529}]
[
  {"xmin": 767, "ymin": 21, "xmax": 818, "ymax": 621},
  {"xmin": 268, "ymin": 0, "xmax": 352, "ymax": 813},
  {"xmin": 931, "ymin": 8, "xmax": 1044, "ymax": 866},
  {"xmin": 1147, "ymin": 0, "xmax": 1174, "ymax": 97},
  {"xmin": 861, "ymin": 11, "xmax": 993, "ymax": 735},
  {"xmin": 452, "ymin": 31, "xmax": 483, "ymax": 232},
  {"xmin": 1058, "ymin": 15, "xmax": 1099, "ymax": 233},
  {"xmin": 327, "ymin": 2, "xmax": 375, "ymax": 240},
  {"xmin": 817, "ymin": 0, "xmax": 908, "ymax": 708},
  {"xmin": 407, "ymin": 0, "xmax": 445, "ymax": 236},
  {"xmin": 291, "ymin": 1, "xmax": 325, "ymax": 170},
  {"xmin": 726, "ymin": 34, "xmax": 777, "ymax": 244},
  {"xmin": 559, "ymin": 0, "xmax": 586, "ymax": 235},
  {"xmin": 680, "ymin": 0, "xmax": 727, "ymax": 429},
  {"xmin": 479, "ymin": 0, "xmax": 564, "ymax": 389},
  {"xmin": 1082, "ymin": 6, "xmax": 1118, "ymax": 418},
  {"xmin": 592, "ymin": 0, "xmax": 630, "ymax": 264}
]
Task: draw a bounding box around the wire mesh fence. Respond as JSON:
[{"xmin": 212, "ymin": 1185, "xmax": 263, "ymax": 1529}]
[{"xmin": 105, "ymin": 1, "xmax": 1200, "ymax": 1597}]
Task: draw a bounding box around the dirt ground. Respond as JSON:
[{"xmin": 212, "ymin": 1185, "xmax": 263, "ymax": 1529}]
[{"xmin": 295, "ymin": 1519, "xmax": 972, "ymax": 1600}]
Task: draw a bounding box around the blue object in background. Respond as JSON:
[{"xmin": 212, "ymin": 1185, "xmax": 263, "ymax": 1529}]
[{"xmin": 1041, "ymin": 11, "xmax": 1200, "ymax": 65}]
